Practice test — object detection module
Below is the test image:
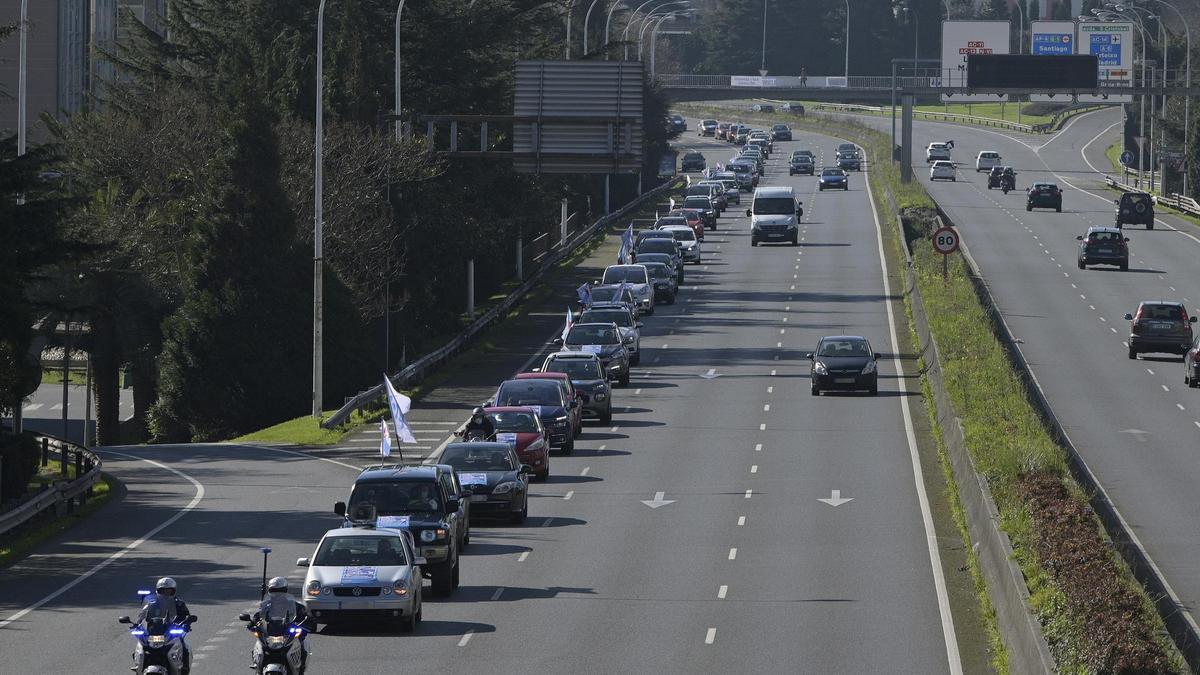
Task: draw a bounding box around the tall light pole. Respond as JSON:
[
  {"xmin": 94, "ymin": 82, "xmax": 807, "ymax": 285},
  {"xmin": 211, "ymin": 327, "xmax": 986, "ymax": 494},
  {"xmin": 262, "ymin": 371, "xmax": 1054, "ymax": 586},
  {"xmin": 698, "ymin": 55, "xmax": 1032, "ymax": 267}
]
[
  {"xmin": 1012, "ymin": 0, "xmax": 1024, "ymax": 53},
  {"xmin": 638, "ymin": 9, "xmax": 679, "ymax": 60},
  {"xmin": 842, "ymin": 0, "xmax": 850, "ymax": 78},
  {"xmin": 394, "ymin": 0, "xmax": 406, "ymax": 141},
  {"xmin": 18, "ymin": 0, "xmax": 27, "ymax": 157},
  {"xmin": 1146, "ymin": 0, "xmax": 1192, "ymax": 195},
  {"xmin": 760, "ymin": 0, "xmax": 768, "ymax": 74},
  {"xmin": 605, "ymin": 0, "xmax": 627, "ymax": 57},
  {"xmin": 313, "ymin": 0, "xmax": 328, "ymax": 418},
  {"xmin": 649, "ymin": 12, "xmax": 675, "ymax": 76},
  {"xmin": 623, "ymin": 0, "xmax": 686, "ymax": 59},
  {"xmin": 1097, "ymin": 9, "xmax": 1149, "ymax": 188},
  {"xmin": 584, "ymin": 0, "xmax": 605, "ymax": 54},
  {"xmin": 566, "ymin": 0, "xmax": 575, "ymax": 58}
]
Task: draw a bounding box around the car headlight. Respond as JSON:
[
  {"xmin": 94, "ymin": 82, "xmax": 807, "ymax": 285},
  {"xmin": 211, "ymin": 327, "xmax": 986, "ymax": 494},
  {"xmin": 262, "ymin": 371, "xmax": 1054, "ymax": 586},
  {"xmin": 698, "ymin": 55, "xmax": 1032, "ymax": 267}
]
[
  {"xmin": 624, "ymin": 335, "xmax": 635, "ymax": 344},
  {"xmin": 493, "ymin": 481, "xmax": 517, "ymax": 495},
  {"xmin": 862, "ymin": 360, "xmax": 877, "ymax": 375},
  {"xmin": 593, "ymin": 392, "xmax": 607, "ymax": 401},
  {"xmin": 392, "ymin": 582, "xmax": 409, "ymax": 596},
  {"xmin": 306, "ymin": 580, "xmax": 322, "ymax": 597},
  {"xmin": 420, "ymin": 529, "xmax": 437, "ymax": 543},
  {"xmin": 813, "ymin": 362, "xmax": 828, "ymax": 375}
]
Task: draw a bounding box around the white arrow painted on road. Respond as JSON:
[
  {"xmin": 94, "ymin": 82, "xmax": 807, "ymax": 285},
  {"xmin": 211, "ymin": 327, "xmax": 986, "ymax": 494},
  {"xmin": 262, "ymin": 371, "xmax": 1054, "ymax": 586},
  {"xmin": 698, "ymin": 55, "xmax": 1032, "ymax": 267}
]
[
  {"xmin": 641, "ymin": 491, "xmax": 676, "ymax": 509},
  {"xmin": 699, "ymin": 368, "xmax": 721, "ymax": 379},
  {"xmin": 818, "ymin": 490, "xmax": 854, "ymax": 507},
  {"xmin": 1119, "ymin": 429, "xmax": 1151, "ymax": 443}
]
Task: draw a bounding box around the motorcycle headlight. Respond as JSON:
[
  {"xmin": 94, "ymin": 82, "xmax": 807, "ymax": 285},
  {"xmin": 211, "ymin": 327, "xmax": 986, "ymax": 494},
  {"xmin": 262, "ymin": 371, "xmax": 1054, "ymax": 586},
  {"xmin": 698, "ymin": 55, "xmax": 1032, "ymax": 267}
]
[
  {"xmin": 267, "ymin": 636, "xmax": 288, "ymax": 649},
  {"xmin": 306, "ymin": 580, "xmax": 322, "ymax": 597},
  {"xmin": 420, "ymin": 529, "xmax": 437, "ymax": 543},
  {"xmin": 862, "ymin": 360, "xmax": 877, "ymax": 375},
  {"xmin": 147, "ymin": 635, "xmax": 167, "ymax": 647},
  {"xmin": 813, "ymin": 362, "xmax": 828, "ymax": 375},
  {"xmin": 493, "ymin": 481, "xmax": 517, "ymax": 495}
]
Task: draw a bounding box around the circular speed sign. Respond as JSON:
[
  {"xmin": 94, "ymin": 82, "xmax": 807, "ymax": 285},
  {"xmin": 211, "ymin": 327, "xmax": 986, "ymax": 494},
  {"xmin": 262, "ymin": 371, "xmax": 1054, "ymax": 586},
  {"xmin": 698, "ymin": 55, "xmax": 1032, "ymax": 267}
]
[{"xmin": 932, "ymin": 226, "xmax": 960, "ymax": 255}]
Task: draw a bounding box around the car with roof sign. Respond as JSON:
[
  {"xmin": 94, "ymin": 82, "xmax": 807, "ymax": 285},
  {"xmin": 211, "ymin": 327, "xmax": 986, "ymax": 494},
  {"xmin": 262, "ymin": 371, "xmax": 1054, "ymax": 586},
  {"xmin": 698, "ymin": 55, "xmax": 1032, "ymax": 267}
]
[
  {"xmin": 439, "ymin": 442, "xmax": 530, "ymax": 523},
  {"xmin": 580, "ymin": 304, "xmax": 643, "ymax": 365},
  {"xmin": 513, "ymin": 371, "xmax": 582, "ymax": 436},
  {"xmin": 540, "ymin": 351, "xmax": 612, "ymax": 424},
  {"xmin": 482, "ymin": 406, "xmax": 549, "ymax": 480},
  {"xmin": 557, "ymin": 322, "xmax": 630, "ymax": 387},
  {"xmin": 491, "ymin": 378, "xmax": 578, "ymax": 453}
]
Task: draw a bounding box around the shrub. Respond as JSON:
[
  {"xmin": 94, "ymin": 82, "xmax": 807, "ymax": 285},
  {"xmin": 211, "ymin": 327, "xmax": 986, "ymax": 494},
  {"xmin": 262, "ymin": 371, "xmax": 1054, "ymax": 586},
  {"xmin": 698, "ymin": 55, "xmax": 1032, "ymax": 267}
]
[{"xmin": 0, "ymin": 432, "xmax": 40, "ymax": 502}]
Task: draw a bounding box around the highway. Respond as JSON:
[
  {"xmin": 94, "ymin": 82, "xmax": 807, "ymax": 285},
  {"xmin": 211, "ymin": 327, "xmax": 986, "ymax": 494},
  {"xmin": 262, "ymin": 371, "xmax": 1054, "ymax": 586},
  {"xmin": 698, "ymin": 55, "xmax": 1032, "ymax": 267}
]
[
  {"xmin": 878, "ymin": 104, "xmax": 1200, "ymax": 643},
  {"xmin": 0, "ymin": 129, "xmax": 975, "ymax": 672}
]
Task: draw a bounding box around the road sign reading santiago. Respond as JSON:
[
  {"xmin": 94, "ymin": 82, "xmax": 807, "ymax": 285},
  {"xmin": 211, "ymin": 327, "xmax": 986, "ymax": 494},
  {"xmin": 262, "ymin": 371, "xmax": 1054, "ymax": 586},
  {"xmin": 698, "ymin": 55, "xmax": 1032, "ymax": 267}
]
[{"xmin": 1032, "ymin": 33, "xmax": 1073, "ymax": 56}]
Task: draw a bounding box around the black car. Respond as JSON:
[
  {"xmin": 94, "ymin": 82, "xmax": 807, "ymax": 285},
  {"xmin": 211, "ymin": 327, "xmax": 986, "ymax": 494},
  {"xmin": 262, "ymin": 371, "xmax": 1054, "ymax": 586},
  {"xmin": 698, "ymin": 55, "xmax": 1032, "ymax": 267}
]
[
  {"xmin": 985, "ymin": 166, "xmax": 1015, "ymax": 189},
  {"xmin": 635, "ymin": 237, "xmax": 682, "ymax": 271},
  {"xmin": 669, "ymin": 114, "xmax": 687, "ymax": 132},
  {"xmin": 541, "ymin": 351, "xmax": 612, "ymax": 424},
  {"xmin": 807, "ymin": 335, "xmax": 881, "ymax": 396},
  {"xmin": 1124, "ymin": 301, "xmax": 1196, "ymax": 359},
  {"xmin": 336, "ymin": 464, "xmax": 468, "ymax": 596},
  {"xmin": 751, "ymin": 103, "xmax": 774, "ymax": 113},
  {"xmin": 493, "ymin": 378, "xmax": 578, "ymax": 453},
  {"xmin": 789, "ymin": 153, "xmax": 814, "ymax": 175},
  {"xmin": 635, "ymin": 251, "xmax": 684, "ymax": 284},
  {"xmin": 1076, "ymin": 227, "xmax": 1129, "ymax": 270},
  {"xmin": 1026, "ymin": 183, "xmax": 1062, "ymax": 212},
  {"xmin": 561, "ymin": 322, "xmax": 631, "ymax": 386},
  {"xmin": 682, "ymin": 195, "xmax": 718, "ymax": 227},
  {"xmin": 680, "ymin": 151, "xmax": 706, "ymax": 173},
  {"xmin": 771, "ymin": 123, "xmax": 792, "ymax": 141},
  {"xmin": 1115, "ymin": 191, "xmax": 1154, "ymax": 229},
  {"xmin": 642, "ymin": 261, "xmax": 678, "ymax": 304},
  {"xmin": 440, "ymin": 443, "xmax": 530, "ymax": 524},
  {"xmin": 836, "ymin": 152, "xmax": 861, "ymax": 171}
]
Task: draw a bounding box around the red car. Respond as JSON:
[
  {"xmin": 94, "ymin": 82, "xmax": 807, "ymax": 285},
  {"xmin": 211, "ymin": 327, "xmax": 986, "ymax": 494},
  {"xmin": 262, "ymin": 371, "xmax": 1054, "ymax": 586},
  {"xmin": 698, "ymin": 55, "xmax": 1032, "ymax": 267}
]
[
  {"xmin": 667, "ymin": 209, "xmax": 706, "ymax": 241},
  {"xmin": 513, "ymin": 372, "xmax": 582, "ymax": 438},
  {"xmin": 484, "ymin": 406, "xmax": 550, "ymax": 480}
]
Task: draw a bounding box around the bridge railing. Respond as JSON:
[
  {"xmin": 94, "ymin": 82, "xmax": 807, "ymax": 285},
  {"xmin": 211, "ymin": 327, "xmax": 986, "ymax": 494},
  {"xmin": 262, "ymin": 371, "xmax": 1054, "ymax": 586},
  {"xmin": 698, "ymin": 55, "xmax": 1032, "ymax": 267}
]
[{"xmin": 657, "ymin": 69, "xmax": 1187, "ymax": 91}]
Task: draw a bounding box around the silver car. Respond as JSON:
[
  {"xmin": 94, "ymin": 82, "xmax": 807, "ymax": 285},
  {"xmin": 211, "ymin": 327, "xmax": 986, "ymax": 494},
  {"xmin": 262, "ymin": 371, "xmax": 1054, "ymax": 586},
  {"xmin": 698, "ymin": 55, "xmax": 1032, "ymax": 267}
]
[
  {"xmin": 698, "ymin": 179, "xmax": 740, "ymax": 207},
  {"xmin": 299, "ymin": 525, "xmax": 425, "ymax": 631},
  {"xmin": 601, "ymin": 264, "xmax": 655, "ymax": 315},
  {"xmin": 660, "ymin": 225, "xmax": 701, "ymax": 264}
]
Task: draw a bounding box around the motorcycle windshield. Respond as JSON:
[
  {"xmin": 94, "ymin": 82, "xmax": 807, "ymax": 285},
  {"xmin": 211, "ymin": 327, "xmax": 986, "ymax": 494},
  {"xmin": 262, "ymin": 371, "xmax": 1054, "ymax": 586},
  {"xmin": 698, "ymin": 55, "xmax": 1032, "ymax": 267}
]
[{"xmin": 264, "ymin": 619, "xmax": 289, "ymax": 637}]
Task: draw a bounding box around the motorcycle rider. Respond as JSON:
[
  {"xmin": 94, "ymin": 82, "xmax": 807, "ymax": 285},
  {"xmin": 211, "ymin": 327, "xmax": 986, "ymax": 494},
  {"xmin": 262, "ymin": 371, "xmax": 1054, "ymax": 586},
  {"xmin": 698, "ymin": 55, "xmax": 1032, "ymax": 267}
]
[
  {"xmin": 1001, "ymin": 166, "xmax": 1016, "ymax": 192},
  {"xmin": 462, "ymin": 407, "xmax": 495, "ymax": 441},
  {"xmin": 136, "ymin": 577, "xmax": 194, "ymax": 674},
  {"xmin": 248, "ymin": 577, "xmax": 308, "ymax": 671}
]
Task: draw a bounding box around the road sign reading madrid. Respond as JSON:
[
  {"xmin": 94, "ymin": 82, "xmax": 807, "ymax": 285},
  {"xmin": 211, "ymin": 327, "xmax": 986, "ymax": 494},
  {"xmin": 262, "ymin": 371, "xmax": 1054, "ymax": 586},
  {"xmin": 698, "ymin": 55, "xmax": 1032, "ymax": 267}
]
[{"xmin": 933, "ymin": 226, "xmax": 960, "ymax": 255}]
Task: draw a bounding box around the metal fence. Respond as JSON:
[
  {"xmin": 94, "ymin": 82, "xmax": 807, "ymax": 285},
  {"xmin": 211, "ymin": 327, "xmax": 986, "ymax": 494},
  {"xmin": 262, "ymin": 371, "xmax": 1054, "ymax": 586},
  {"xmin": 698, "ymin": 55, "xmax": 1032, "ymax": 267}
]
[
  {"xmin": 322, "ymin": 180, "xmax": 681, "ymax": 429},
  {"xmin": 0, "ymin": 434, "xmax": 102, "ymax": 537}
]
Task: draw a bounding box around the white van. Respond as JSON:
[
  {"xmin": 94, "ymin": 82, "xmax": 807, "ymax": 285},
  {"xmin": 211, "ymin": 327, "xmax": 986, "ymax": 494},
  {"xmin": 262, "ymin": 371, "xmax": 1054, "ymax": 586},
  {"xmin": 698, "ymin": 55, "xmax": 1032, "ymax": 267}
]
[
  {"xmin": 975, "ymin": 151, "xmax": 1002, "ymax": 172},
  {"xmin": 746, "ymin": 186, "xmax": 803, "ymax": 247}
]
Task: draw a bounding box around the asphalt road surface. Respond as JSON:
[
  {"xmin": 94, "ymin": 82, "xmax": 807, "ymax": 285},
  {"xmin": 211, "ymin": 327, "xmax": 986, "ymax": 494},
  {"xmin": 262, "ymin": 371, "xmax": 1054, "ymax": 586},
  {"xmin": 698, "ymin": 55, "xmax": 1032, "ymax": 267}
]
[{"xmin": 0, "ymin": 128, "xmax": 969, "ymax": 673}]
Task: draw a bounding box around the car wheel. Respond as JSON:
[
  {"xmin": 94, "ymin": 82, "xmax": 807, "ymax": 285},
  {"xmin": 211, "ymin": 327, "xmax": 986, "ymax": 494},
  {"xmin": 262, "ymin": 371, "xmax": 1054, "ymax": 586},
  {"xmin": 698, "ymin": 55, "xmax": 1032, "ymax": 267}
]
[
  {"xmin": 1120, "ymin": 261, "xmax": 1128, "ymax": 271},
  {"xmin": 600, "ymin": 409, "xmax": 612, "ymax": 425},
  {"xmin": 1055, "ymin": 205, "xmax": 1061, "ymax": 213},
  {"xmin": 811, "ymin": 385, "xmax": 820, "ymax": 396},
  {"xmin": 1077, "ymin": 260, "xmax": 1085, "ymax": 269},
  {"xmin": 431, "ymin": 563, "xmax": 454, "ymax": 597},
  {"xmin": 751, "ymin": 238, "xmax": 759, "ymax": 247},
  {"xmin": 1191, "ymin": 372, "xmax": 1200, "ymax": 388},
  {"xmin": 869, "ymin": 382, "xmax": 878, "ymax": 396},
  {"xmin": 1128, "ymin": 346, "xmax": 1138, "ymax": 360},
  {"xmin": 538, "ymin": 468, "xmax": 550, "ymax": 482},
  {"xmin": 631, "ymin": 352, "xmax": 641, "ymax": 366},
  {"xmin": 511, "ymin": 499, "xmax": 528, "ymax": 525},
  {"xmin": 562, "ymin": 438, "xmax": 574, "ymax": 455},
  {"xmin": 452, "ymin": 556, "xmax": 461, "ymax": 588},
  {"xmin": 791, "ymin": 237, "xmax": 798, "ymax": 246},
  {"xmin": 1147, "ymin": 222, "xmax": 1154, "ymax": 230},
  {"xmin": 619, "ymin": 371, "xmax": 630, "ymax": 387},
  {"xmin": 1026, "ymin": 204, "xmax": 1032, "ymax": 211},
  {"xmin": 399, "ymin": 612, "xmax": 416, "ymax": 633},
  {"xmin": 951, "ymin": 177, "xmax": 956, "ymax": 182},
  {"xmin": 416, "ymin": 594, "xmax": 423, "ymax": 623}
]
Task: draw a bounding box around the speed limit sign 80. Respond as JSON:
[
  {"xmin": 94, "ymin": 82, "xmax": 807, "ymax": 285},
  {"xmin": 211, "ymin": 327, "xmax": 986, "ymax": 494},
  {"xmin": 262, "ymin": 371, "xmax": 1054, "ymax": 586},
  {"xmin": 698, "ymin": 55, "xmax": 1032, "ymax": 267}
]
[{"xmin": 933, "ymin": 226, "xmax": 960, "ymax": 255}]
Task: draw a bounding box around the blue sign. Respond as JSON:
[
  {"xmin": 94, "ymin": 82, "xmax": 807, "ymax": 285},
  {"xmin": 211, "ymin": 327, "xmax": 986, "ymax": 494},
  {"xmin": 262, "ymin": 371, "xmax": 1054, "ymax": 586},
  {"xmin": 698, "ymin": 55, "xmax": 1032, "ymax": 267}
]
[
  {"xmin": 1032, "ymin": 33, "xmax": 1073, "ymax": 56},
  {"xmin": 1120, "ymin": 150, "xmax": 1135, "ymax": 165},
  {"xmin": 1090, "ymin": 34, "xmax": 1123, "ymax": 66}
]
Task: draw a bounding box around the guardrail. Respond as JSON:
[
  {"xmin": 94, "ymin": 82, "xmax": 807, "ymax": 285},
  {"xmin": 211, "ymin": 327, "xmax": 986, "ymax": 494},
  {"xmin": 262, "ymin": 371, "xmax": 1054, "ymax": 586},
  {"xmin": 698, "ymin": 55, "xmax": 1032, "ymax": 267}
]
[
  {"xmin": 813, "ymin": 102, "xmax": 1036, "ymax": 134},
  {"xmin": 1106, "ymin": 174, "xmax": 1200, "ymax": 219},
  {"xmin": 322, "ymin": 179, "xmax": 682, "ymax": 429},
  {"xmin": 0, "ymin": 434, "xmax": 102, "ymax": 536}
]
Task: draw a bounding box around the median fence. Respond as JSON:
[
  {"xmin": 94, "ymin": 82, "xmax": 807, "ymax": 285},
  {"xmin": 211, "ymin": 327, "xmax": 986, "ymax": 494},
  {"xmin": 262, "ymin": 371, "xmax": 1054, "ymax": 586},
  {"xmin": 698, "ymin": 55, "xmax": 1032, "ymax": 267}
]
[
  {"xmin": 0, "ymin": 434, "xmax": 103, "ymax": 537},
  {"xmin": 323, "ymin": 179, "xmax": 681, "ymax": 430}
]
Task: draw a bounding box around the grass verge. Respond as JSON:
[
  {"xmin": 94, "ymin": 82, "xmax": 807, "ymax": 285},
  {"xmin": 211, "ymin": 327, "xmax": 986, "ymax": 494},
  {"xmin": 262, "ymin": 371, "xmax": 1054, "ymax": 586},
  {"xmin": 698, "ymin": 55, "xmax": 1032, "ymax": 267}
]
[
  {"xmin": 230, "ymin": 406, "xmax": 387, "ymax": 446},
  {"xmin": 683, "ymin": 102, "xmax": 1184, "ymax": 671},
  {"xmin": 0, "ymin": 470, "xmax": 116, "ymax": 568},
  {"xmin": 773, "ymin": 101, "xmax": 1054, "ymax": 129},
  {"xmin": 40, "ymin": 368, "xmax": 87, "ymax": 386}
]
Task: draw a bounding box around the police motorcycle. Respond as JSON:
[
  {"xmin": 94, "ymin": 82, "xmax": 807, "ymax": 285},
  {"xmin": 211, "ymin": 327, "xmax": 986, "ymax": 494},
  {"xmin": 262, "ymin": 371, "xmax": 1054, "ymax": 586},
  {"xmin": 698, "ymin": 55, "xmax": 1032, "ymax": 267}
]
[
  {"xmin": 1000, "ymin": 168, "xmax": 1016, "ymax": 194},
  {"xmin": 240, "ymin": 548, "xmax": 310, "ymax": 675},
  {"xmin": 117, "ymin": 591, "xmax": 196, "ymax": 675}
]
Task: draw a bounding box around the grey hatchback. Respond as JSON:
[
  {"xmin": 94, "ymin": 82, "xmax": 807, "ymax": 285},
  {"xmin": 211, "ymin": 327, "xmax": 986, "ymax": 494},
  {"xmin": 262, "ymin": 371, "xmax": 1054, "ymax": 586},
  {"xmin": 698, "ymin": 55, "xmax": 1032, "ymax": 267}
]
[{"xmin": 1124, "ymin": 301, "xmax": 1197, "ymax": 359}]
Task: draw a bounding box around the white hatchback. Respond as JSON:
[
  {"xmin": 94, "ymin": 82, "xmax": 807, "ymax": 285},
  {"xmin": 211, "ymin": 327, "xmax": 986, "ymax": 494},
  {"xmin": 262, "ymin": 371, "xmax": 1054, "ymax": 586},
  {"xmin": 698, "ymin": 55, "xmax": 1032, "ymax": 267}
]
[
  {"xmin": 975, "ymin": 151, "xmax": 1002, "ymax": 172},
  {"xmin": 926, "ymin": 142, "xmax": 951, "ymax": 162},
  {"xmin": 930, "ymin": 161, "xmax": 956, "ymax": 181}
]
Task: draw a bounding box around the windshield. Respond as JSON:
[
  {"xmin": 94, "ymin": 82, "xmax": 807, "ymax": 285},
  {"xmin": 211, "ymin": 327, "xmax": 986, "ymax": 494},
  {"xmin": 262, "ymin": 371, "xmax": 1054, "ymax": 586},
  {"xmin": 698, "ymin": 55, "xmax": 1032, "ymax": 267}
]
[
  {"xmin": 1088, "ymin": 231, "xmax": 1122, "ymax": 243},
  {"xmin": 566, "ymin": 324, "xmax": 619, "ymax": 345},
  {"xmin": 752, "ymin": 197, "xmax": 795, "ymax": 215},
  {"xmin": 645, "ymin": 263, "xmax": 672, "ymax": 279},
  {"xmin": 545, "ymin": 358, "xmax": 602, "ymax": 379},
  {"xmin": 683, "ymin": 153, "xmax": 702, "ymax": 160},
  {"xmin": 602, "ymin": 267, "xmax": 647, "ymax": 284},
  {"xmin": 817, "ymin": 338, "xmax": 871, "ymax": 357},
  {"xmin": 314, "ymin": 535, "xmax": 407, "ymax": 566},
  {"xmin": 822, "ymin": 169, "xmax": 844, "ymax": 177},
  {"xmin": 684, "ymin": 197, "xmax": 710, "ymax": 208},
  {"xmin": 497, "ymin": 380, "xmax": 563, "ymax": 406},
  {"xmin": 441, "ymin": 445, "xmax": 515, "ymax": 471},
  {"xmin": 349, "ymin": 481, "xmax": 442, "ymax": 515},
  {"xmin": 666, "ymin": 228, "xmax": 696, "ymax": 243},
  {"xmin": 655, "ymin": 217, "xmax": 688, "ymax": 228},
  {"xmin": 1124, "ymin": 194, "xmax": 1151, "ymax": 204},
  {"xmin": 773, "ymin": 125, "xmax": 787, "ymax": 131},
  {"xmin": 589, "ymin": 287, "xmax": 633, "ymax": 304},
  {"xmin": 728, "ymin": 164, "xmax": 751, "ymax": 174},
  {"xmin": 637, "ymin": 240, "xmax": 677, "ymax": 255},
  {"xmin": 637, "ymin": 253, "xmax": 672, "ymax": 267},
  {"xmin": 489, "ymin": 411, "xmax": 539, "ymax": 432},
  {"xmin": 581, "ymin": 309, "xmax": 632, "ymax": 327}
]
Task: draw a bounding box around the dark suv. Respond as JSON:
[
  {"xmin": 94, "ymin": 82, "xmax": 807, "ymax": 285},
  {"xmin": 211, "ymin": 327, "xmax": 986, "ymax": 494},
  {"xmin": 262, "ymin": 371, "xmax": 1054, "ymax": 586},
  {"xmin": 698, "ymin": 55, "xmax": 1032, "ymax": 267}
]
[
  {"xmin": 1026, "ymin": 183, "xmax": 1062, "ymax": 212},
  {"xmin": 680, "ymin": 151, "xmax": 706, "ymax": 172},
  {"xmin": 1124, "ymin": 301, "xmax": 1196, "ymax": 359},
  {"xmin": 336, "ymin": 464, "xmax": 468, "ymax": 596},
  {"xmin": 1115, "ymin": 192, "xmax": 1154, "ymax": 229},
  {"xmin": 1076, "ymin": 227, "xmax": 1129, "ymax": 270}
]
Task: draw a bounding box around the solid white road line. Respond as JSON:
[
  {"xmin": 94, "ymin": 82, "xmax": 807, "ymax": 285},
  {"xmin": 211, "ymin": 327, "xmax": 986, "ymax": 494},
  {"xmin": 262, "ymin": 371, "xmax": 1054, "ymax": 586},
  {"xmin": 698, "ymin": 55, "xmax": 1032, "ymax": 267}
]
[
  {"xmin": 865, "ymin": 162, "xmax": 963, "ymax": 674},
  {"xmin": 0, "ymin": 451, "xmax": 206, "ymax": 629}
]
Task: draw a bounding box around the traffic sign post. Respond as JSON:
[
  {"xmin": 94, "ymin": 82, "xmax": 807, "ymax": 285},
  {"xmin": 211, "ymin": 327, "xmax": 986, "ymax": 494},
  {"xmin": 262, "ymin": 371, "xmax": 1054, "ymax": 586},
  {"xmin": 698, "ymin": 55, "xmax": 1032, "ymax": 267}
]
[{"xmin": 932, "ymin": 226, "xmax": 960, "ymax": 280}]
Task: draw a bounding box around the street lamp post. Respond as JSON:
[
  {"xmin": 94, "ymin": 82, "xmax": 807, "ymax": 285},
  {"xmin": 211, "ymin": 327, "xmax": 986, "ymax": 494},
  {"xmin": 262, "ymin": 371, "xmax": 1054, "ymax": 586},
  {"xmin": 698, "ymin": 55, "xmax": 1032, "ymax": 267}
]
[
  {"xmin": 1013, "ymin": 0, "xmax": 1024, "ymax": 53},
  {"xmin": 760, "ymin": 0, "xmax": 768, "ymax": 74},
  {"xmin": 624, "ymin": 0, "xmax": 687, "ymax": 59},
  {"xmin": 639, "ymin": 9, "xmax": 686, "ymax": 60},
  {"xmin": 604, "ymin": 0, "xmax": 627, "ymax": 57},
  {"xmin": 650, "ymin": 12, "xmax": 675, "ymax": 76},
  {"xmin": 313, "ymin": 0, "xmax": 328, "ymax": 417},
  {"xmin": 1147, "ymin": 0, "xmax": 1191, "ymax": 194},
  {"xmin": 18, "ymin": 0, "xmax": 27, "ymax": 158},
  {"xmin": 584, "ymin": 0, "xmax": 605, "ymax": 54},
  {"xmin": 394, "ymin": 0, "xmax": 405, "ymax": 141},
  {"xmin": 842, "ymin": 0, "xmax": 850, "ymax": 78}
]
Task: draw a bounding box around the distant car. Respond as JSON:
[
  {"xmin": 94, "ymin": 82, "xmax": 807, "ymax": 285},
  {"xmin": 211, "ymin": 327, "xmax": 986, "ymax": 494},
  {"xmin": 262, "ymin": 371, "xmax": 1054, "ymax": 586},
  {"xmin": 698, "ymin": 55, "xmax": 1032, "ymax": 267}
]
[
  {"xmin": 795, "ymin": 149, "xmax": 814, "ymax": 160},
  {"xmin": 734, "ymin": 126, "xmax": 751, "ymax": 144},
  {"xmin": 836, "ymin": 152, "xmax": 861, "ymax": 171},
  {"xmin": 686, "ymin": 182, "xmax": 724, "ymax": 212},
  {"xmin": 601, "ymin": 264, "xmax": 654, "ymax": 314},
  {"xmin": 298, "ymin": 525, "xmax": 424, "ymax": 630},
  {"xmin": 669, "ymin": 114, "xmax": 687, "ymax": 132},
  {"xmin": 1026, "ymin": 183, "xmax": 1062, "ymax": 212},
  {"xmin": 975, "ymin": 151, "xmax": 1002, "ymax": 172},
  {"xmin": 560, "ymin": 322, "xmax": 631, "ymax": 386},
  {"xmin": 493, "ymin": 378, "xmax": 578, "ymax": 453},
  {"xmin": 579, "ymin": 305, "xmax": 643, "ymax": 365},
  {"xmin": 701, "ymin": 177, "xmax": 741, "ymax": 206},
  {"xmin": 986, "ymin": 166, "xmax": 1010, "ymax": 189},
  {"xmin": 682, "ymin": 195, "xmax": 718, "ymax": 229},
  {"xmin": 771, "ymin": 123, "xmax": 792, "ymax": 141},
  {"xmin": 1115, "ymin": 191, "xmax": 1155, "ymax": 229},
  {"xmin": 926, "ymin": 142, "xmax": 952, "ymax": 162},
  {"xmin": 587, "ymin": 284, "xmax": 640, "ymax": 319},
  {"xmin": 747, "ymin": 138, "xmax": 772, "ymax": 158},
  {"xmin": 440, "ymin": 442, "xmax": 530, "ymax": 523},
  {"xmin": 836, "ymin": 143, "xmax": 859, "ymax": 158},
  {"xmin": 680, "ymin": 151, "xmax": 706, "ymax": 172},
  {"xmin": 699, "ymin": 119, "xmax": 718, "ymax": 136},
  {"xmin": 540, "ymin": 351, "xmax": 612, "ymax": 424},
  {"xmin": 635, "ymin": 252, "xmax": 684, "ymax": 285},
  {"xmin": 808, "ymin": 335, "xmax": 881, "ymax": 396},
  {"xmin": 715, "ymin": 122, "xmax": 731, "ymax": 140},
  {"xmin": 726, "ymin": 162, "xmax": 756, "ymax": 191},
  {"xmin": 781, "ymin": 102, "xmax": 805, "ymax": 115},
  {"xmin": 660, "ymin": 225, "xmax": 701, "ymax": 264},
  {"xmin": 930, "ymin": 160, "xmax": 956, "ymax": 181},
  {"xmin": 513, "ymin": 372, "xmax": 582, "ymax": 437},
  {"xmin": 789, "ymin": 153, "xmax": 814, "ymax": 175},
  {"xmin": 1076, "ymin": 227, "xmax": 1129, "ymax": 271},
  {"xmin": 664, "ymin": 209, "xmax": 706, "ymax": 240},
  {"xmin": 751, "ymin": 103, "xmax": 775, "ymax": 113},
  {"xmin": 1124, "ymin": 301, "xmax": 1196, "ymax": 359},
  {"xmin": 818, "ymin": 167, "xmax": 849, "ymax": 191},
  {"xmin": 483, "ymin": 407, "xmax": 550, "ymax": 480},
  {"xmin": 642, "ymin": 262, "xmax": 678, "ymax": 304}
]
